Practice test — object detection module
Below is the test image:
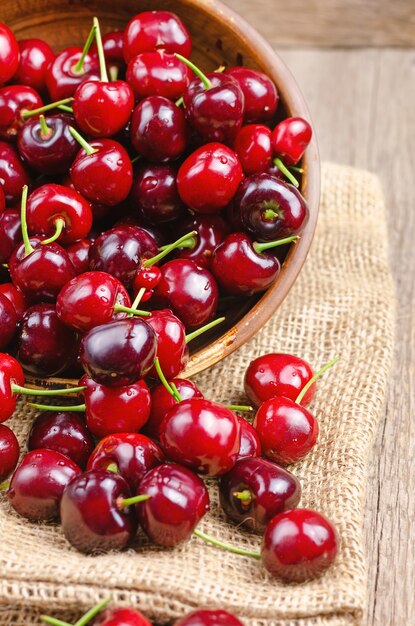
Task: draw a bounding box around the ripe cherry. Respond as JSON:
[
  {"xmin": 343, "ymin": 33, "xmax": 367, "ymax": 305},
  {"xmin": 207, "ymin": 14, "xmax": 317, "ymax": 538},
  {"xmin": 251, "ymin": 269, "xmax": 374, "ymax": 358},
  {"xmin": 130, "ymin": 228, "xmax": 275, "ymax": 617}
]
[
  {"xmin": 0, "ymin": 85, "xmax": 43, "ymax": 141},
  {"xmin": 66, "ymin": 238, "xmax": 92, "ymax": 275},
  {"xmin": 261, "ymin": 508, "xmax": 338, "ymax": 582},
  {"xmin": 92, "ymin": 30, "xmax": 125, "ymax": 69},
  {"xmin": 123, "ymin": 11, "xmax": 191, "ymax": 62},
  {"xmin": 219, "ymin": 457, "xmax": 301, "ymax": 532},
  {"xmin": 7, "ymin": 449, "xmax": 81, "ymax": 521},
  {"xmin": 0, "ymin": 424, "xmax": 19, "ymax": 482},
  {"xmin": 60, "ymin": 469, "xmax": 138, "ymax": 554},
  {"xmin": 0, "ymin": 185, "xmax": 4, "ymax": 213},
  {"xmin": 236, "ymin": 416, "xmax": 261, "ymax": 461},
  {"xmin": 0, "ymin": 293, "xmax": 17, "ymax": 350},
  {"xmin": 146, "ymin": 309, "xmax": 188, "ymax": 378},
  {"xmin": 177, "ymin": 142, "xmax": 243, "ymax": 214},
  {"xmin": 0, "ymin": 210, "xmax": 21, "ymax": 262},
  {"xmin": 225, "ymin": 67, "xmax": 278, "ymax": 123},
  {"xmin": 93, "ymin": 606, "xmax": 153, "ymax": 626},
  {"xmin": 173, "ymin": 214, "xmax": 229, "ymax": 269},
  {"xmin": 244, "ymin": 353, "xmax": 315, "ymax": 407},
  {"xmin": 0, "ymin": 353, "xmax": 24, "ymax": 423},
  {"xmin": 234, "ymin": 124, "xmax": 272, "ymax": 175},
  {"xmin": 135, "ymin": 463, "xmax": 210, "ymax": 546},
  {"xmin": 131, "ymin": 163, "xmax": 185, "ymax": 224},
  {"xmin": 130, "ymin": 96, "xmax": 189, "ymax": 162},
  {"xmin": 13, "ymin": 38, "xmax": 55, "ymax": 92},
  {"xmin": 0, "ymin": 141, "xmax": 31, "ymax": 205},
  {"xmin": 0, "ymin": 23, "xmax": 20, "ymax": 85},
  {"xmin": 159, "ymin": 398, "xmax": 240, "ymax": 476},
  {"xmin": 0, "ymin": 283, "xmax": 26, "ymax": 320},
  {"xmin": 271, "ymin": 117, "xmax": 312, "ymax": 166},
  {"xmin": 126, "ymin": 51, "xmax": 191, "ymax": 101},
  {"xmin": 174, "ymin": 609, "xmax": 244, "ymax": 626},
  {"xmin": 87, "ymin": 433, "xmax": 164, "ymax": 491},
  {"xmin": 28, "ymin": 411, "xmax": 95, "ymax": 469}
]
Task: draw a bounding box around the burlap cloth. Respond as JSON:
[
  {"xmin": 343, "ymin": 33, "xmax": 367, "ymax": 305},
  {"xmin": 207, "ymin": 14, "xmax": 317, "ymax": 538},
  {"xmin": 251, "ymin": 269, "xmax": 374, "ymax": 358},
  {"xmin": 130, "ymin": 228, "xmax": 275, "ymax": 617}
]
[{"xmin": 0, "ymin": 162, "xmax": 395, "ymax": 626}]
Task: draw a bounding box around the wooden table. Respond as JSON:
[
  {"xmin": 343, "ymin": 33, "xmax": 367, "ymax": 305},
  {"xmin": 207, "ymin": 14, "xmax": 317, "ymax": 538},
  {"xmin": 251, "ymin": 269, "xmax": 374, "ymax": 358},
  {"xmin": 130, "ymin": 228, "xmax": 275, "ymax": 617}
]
[{"xmin": 222, "ymin": 2, "xmax": 414, "ymax": 624}]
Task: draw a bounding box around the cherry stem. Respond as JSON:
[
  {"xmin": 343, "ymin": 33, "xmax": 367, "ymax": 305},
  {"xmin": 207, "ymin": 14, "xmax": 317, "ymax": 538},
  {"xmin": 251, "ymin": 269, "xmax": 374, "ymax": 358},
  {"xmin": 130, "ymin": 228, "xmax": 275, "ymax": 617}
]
[
  {"xmin": 12, "ymin": 383, "xmax": 86, "ymax": 397},
  {"xmin": 39, "ymin": 114, "xmax": 52, "ymax": 138},
  {"xmin": 109, "ymin": 65, "xmax": 119, "ymax": 81},
  {"xmin": 143, "ymin": 231, "xmax": 197, "ymax": 267},
  {"xmin": 253, "ymin": 235, "xmax": 299, "ymax": 254},
  {"xmin": 193, "ymin": 529, "xmax": 260, "ymax": 559},
  {"xmin": 233, "ymin": 489, "xmax": 252, "ymax": 503},
  {"xmin": 20, "ymin": 185, "xmax": 33, "ymax": 257},
  {"xmin": 175, "ymin": 96, "xmax": 184, "ymax": 107},
  {"xmin": 131, "ymin": 154, "xmax": 142, "ymax": 164},
  {"xmin": 130, "ymin": 287, "xmax": 146, "ymax": 313},
  {"xmin": 41, "ymin": 217, "xmax": 66, "ymax": 245},
  {"xmin": 117, "ymin": 494, "xmax": 151, "ymax": 508},
  {"xmin": 28, "ymin": 402, "xmax": 86, "ymax": 412},
  {"xmin": 185, "ymin": 317, "xmax": 225, "ymax": 344},
  {"xmin": 72, "ymin": 22, "xmax": 97, "ymax": 75},
  {"xmin": 175, "ymin": 54, "xmax": 212, "ymax": 89},
  {"xmin": 295, "ymin": 356, "xmax": 340, "ymax": 405},
  {"xmin": 153, "ymin": 357, "xmax": 182, "ymax": 402},
  {"xmin": 158, "ymin": 238, "xmax": 195, "ymax": 251},
  {"xmin": 40, "ymin": 617, "xmax": 73, "ymax": 626},
  {"xmin": 69, "ymin": 126, "xmax": 98, "ymax": 155},
  {"xmin": 225, "ymin": 405, "xmax": 253, "ymax": 412},
  {"xmin": 21, "ymin": 97, "xmax": 74, "ymax": 120},
  {"xmin": 290, "ymin": 165, "xmax": 304, "ymax": 173},
  {"xmin": 274, "ymin": 157, "xmax": 299, "ymax": 188},
  {"xmin": 113, "ymin": 304, "xmax": 150, "ymax": 317},
  {"xmin": 93, "ymin": 17, "xmax": 109, "ymax": 82},
  {"xmin": 263, "ymin": 208, "xmax": 278, "ymax": 220},
  {"xmin": 0, "ymin": 481, "xmax": 10, "ymax": 491},
  {"xmin": 106, "ymin": 463, "xmax": 118, "ymax": 473},
  {"xmin": 57, "ymin": 104, "xmax": 74, "ymax": 113}
]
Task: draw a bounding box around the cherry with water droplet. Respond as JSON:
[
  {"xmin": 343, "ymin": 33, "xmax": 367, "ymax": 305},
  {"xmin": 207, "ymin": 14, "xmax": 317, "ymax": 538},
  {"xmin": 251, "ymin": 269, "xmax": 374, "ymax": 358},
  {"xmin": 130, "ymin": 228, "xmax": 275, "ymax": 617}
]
[{"xmin": 225, "ymin": 67, "xmax": 278, "ymax": 124}]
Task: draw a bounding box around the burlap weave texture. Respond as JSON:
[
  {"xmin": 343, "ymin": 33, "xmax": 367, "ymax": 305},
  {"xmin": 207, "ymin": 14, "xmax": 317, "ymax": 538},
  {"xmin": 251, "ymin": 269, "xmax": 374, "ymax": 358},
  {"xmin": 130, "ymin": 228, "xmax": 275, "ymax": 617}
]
[{"xmin": 0, "ymin": 162, "xmax": 395, "ymax": 626}]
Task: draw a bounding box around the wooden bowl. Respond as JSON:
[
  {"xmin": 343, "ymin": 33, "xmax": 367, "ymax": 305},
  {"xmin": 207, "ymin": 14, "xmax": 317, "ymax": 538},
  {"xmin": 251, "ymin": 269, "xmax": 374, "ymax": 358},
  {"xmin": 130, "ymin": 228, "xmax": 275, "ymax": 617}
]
[{"xmin": 3, "ymin": 0, "xmax": 320, "ymax": 383}]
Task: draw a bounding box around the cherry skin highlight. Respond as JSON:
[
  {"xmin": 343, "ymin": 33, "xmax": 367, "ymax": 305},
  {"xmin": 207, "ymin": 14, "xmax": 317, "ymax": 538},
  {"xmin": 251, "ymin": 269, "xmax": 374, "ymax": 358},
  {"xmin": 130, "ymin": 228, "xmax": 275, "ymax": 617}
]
[
  {"xmin": 236, "ymin": 416, "xmax": 262, "ymax": 461},
  {"xmin": 0, "ymin": 23, "xmax": 20, "ymax": 85},
  {"xmin": 146, "ymin": 309, "xmax": 188, "ymax": 379},
  {"xmin": 123, "ymin": 11, "xmax": 191, "ymax": 62},
  {"xmin": 13, "ymin": 38, "xmax": 55, "ymax": 92},
  {"xmin": 271, "ymin": 117, "xmax": 312, "ymax": 166},
  {"xmin": 234, "ymin": 124, "xmax": 273, "ymax": 175},
  {"xmin": 225, "ymin": 66, "xmax": 278, "ymax": 124},
  {"xmin": 45, "ymin": 47, "xmax": 100, "ymax": 101},
  {"xmin": 126, "ymin": 51, "xmax": 191, "ymax": 102}
]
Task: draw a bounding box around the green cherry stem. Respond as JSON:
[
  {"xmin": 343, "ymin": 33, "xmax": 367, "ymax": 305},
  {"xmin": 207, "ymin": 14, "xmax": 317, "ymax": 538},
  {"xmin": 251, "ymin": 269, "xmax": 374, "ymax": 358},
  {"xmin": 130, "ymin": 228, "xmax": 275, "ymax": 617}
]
[
  {"xmin": 41, "ymin": 217, "xmax": 66, "ymax": 245},
  {"xmin": 175, "ymin": 54, "xmax": 212, "ymax": 89},
  {"xmin": 273, "ymin": 157, "xmax": 299, "ymax": 188},
  {"xmin": 57, "ymin": 104, "xmax": 74, "ymax": 113},
  {"xmin": 233, "ymin": 489, "xmax": 253, "ymax": 503},
  {"xmin": 143, "ymin": 231, "xmax": 197, "ymax": 267},
  {"xmin": 153, "ymin": 357, "xmax": 182, "ymax": 403},
  {"xmin": 290, "ymin": 165, "xmax": 304, "ymax": 173},
  {"xmin": 21, "ymin": 97, "xmax": 74, "ymax": 120},
  {"xmin": 185, "ymin": 317, "xmax": 225, "ymax": 344},
  {"xmin": 20, "ymin": 185, "xmax": 33, "ymax": 257},
  {"xmin": 39, "ymin": 114, "xmax": 52, "ymax": 138},
  {"xmin": 130, "ymin": 287, "xmax": 146, "ymax": 312},
  {"xmin": 295, "ymin": 356, "xmax": 340, "ymax": 405},
  {"xmin": 109, "ymin": 65, "xmax": 119, "ymax": 81},
  {"xmin": 72, "ymin": 22, "xmax": 97, "ymax": 75},
  {"xmin": 12, "ymin": 384, "xmax": 86, "ymax": 396},
  {"xmin": 113, "ymin": 304, "xmax": 150, "ymax": 317},
  {"xmin": 225, "ymin": 405, "xmax": 253, "ymax": 412},
  {"xmin": 69, "ymin": 126, "xmax": 98, "ymax": 155},
  {"xmin": 28, "ymin": 402, "xmax": 86, "ymax": 412},
  {"xmin": 253, "ymin": 235, "xmax": 299, "ymax": 255},
  {"xmin": 0, "ymin": 481, "xmax": 10, "ymax": 491},
  {"xmin": 73, "ymin": 598, "xmax": 112, "ymax": 626},
  {"xmin": 93, "ymin": 16, "xmax": 109, "ymax": 82},
  {"xmin": 106, "ymin": 462, "xmax": 119, "ymax": 473},
  {"xmin": 175, "ymin": 96, "xmax": 184, "ymax": 107},
  {"xmin": 117, "ymin": 494, "xmax": 151, "ymax": 509},
  {"xmin": 193, "ymin": 528, "xmax": 261, "ymax": 559},
  {"xmin": 40, "ymin": 617, "xmax": 73, "ymax": 626}
]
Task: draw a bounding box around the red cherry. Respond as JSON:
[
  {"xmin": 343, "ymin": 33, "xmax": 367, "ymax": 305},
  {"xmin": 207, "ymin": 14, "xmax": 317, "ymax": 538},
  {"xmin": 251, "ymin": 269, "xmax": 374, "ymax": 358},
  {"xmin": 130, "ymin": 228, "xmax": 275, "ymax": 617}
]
[
  {"xmin": 177, "ymin": 142, "xmax": 243, "ymax": 214},
  {"xmin": 0, "ymin": 424, "xmax": 20, "ymax": 482},
  {"xmin": 174, "ymin": 610, "xmax": 244, "ymax": 626},
  {"xmin": 0, "ymin": 141, "xmax": 31, "ymax": 205},
  {"xmin": 253, "ymin": 396, "xmax": 319, "ymax": 464},
  {"xmin": 261, "ymin": 508, "xmax": 338, "ymax": 581},
  {"xmin": 0, "ymin": 85, "xmax": 43, "ymax": 141},
  {"xmin": 131, "ymin": 163, "xmax": 185, "ymax": 224},
  {"xmin": 123, "ymin": 11, "xmax": 191, "ymax": 62},
  {"xmin": 0, "ymin": 353, "xmax": 24, "ymax": 422},
  {"xmin": 91, "ymin": 30, "xmax": 125, "ymax": 69},
  {"xmin": 0, "ymin": 210, "xmax": 21, "ymax": 262},
  {"xmin": 93, "ymin": 607, "xmax": 152, "ymax": 626},
  {"xmin": 146, "ymin": 309, "xmax": 188, "ymax": 379},
  {"xmin": 126, "ymin": 51, "xmax": 191, "ymax": 101},
  {"xmin": 0, "ymin": 283, "xmax": 27, "ymax": 320},
  {"xmin": 45, "ymin": 47, "xmax": 100, "ymax": 101},
  {"xmin": 65, "ymin": 238, "xmax": 92, "ymax": 275},
  {"xmin": 173, "ymin": 214, "xmax": 229, "ymax": 269},
  {"xmin": 236, "ymin": 416, "xmax": 261, "ymax": 461},
  {"xmin": 7, "ymin": 449, "xmax": 81, "ymax": 521},
  {"xmin": 13, "ymin": 38, "xmax": 55, "ymax": 92},
  {"xmin": 244, "ymin": 353, "xmax": 315, "ymax": 407},
  {"xmin": 87, "ymin": 432, "xmax": 164, "ymax": 491},
  {"xmin": 133, "ymin": 265, "xmax": 161, "ymax": 294},
  {"xmin": 271, "ymin": 117, "xmax": 312, "ymax": 166},
  {"xmin": 160, "ymin": 398, "xmax": 240, "ymax": 476},
  {"xmin": 73, "ymin": 80, "xmax": 134, "ymax": 138},
  {"xmin": 0, "ymin": 185, "xmax": 4, "ymax": 213},
  {"xmin": 225, "ymin": 67, "xmax": 279, "ymax": 123},
  {"xmin": 0, "ymin": 292, "xmax": 17, "ymax": 350},
  {"xmin": 136, "ymin": 463, "xmax": 209, "ymax": 546},
  {"xmin": 234, "ymin": 124, "xmax": 272, "ymax": 175},
  {"xmin": 0, "ymin": 23, "xmax": 20, "ymax": 85}
]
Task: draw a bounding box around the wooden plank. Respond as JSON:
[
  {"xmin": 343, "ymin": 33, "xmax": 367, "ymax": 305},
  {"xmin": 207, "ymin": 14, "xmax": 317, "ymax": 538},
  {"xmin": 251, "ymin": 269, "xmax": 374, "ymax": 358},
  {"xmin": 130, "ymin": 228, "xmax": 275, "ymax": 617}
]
[{"xmin": 222, "ymin": 0, "xmax": 415, "ymax": 47}]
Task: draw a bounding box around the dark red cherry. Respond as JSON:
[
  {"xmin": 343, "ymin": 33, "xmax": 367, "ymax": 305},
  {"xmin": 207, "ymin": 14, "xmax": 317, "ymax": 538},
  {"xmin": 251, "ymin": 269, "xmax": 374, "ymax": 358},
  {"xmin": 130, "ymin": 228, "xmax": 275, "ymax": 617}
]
[
  {"xmin": 93, "ymin": 607, "xmax": 152, "ymax": 626},
  {"xmin": 0, "ymin": 210, "xmax": 21, "ymax": 262},
  {"xmin": 0, "ymin": 283, "xmax": 27, "ymax": 321},
  {"xmin": 7, "ymin": 449, "xmax": 81, "ymax": 521},
  {"xmin": 159, "ymin": 398, "xmax": 240, "ymax": 476},
  {"xmin": 70, "ymin": 136, "xmax": 133, "ymax": 206},
  {"xmin": 16, "ymin": 303, "xmax": 77, "ymax": 376},
  {"xmin": 130, "ymin": 96, "xmax": 189, "ymax": 162},
  {"xmin": 211, "ymin": 232, "xmax": 281, "ymax": 295},
  {"xmin": 123, "ymin": 11, "xmax": 191, "ymax": 62},
  {"xmin": 91, "ymin": 30, "xmax": 125, "ymax": 68},
  {"xmin": 174, "ymin": 609, "xmax": 244, "ymax": 626},
  {"xmin": 80, "ymin": 317, "xmax": 157, "ymax": 387},
  {"xmin": 253, "ymin": 396, "xmax": 319, "ymax": 464},
  {"xmin": 89, "ymin": 225, "xmax": 158, "ymax": 289},
  {"xmin": 234, "ymin": 124, "xmax": 272, "ymax": 175},
  {"xmin": 60, "ymin": 469, "xmax": 137, "ymax": 554},
  {"xmin": 0, "ymin": 141, "xmax": 31, "ymax": 205},
  {"xmin": 66, "ymin": 238, "xmax": 92, "ymax": 275},
  {"xmin": 153, "ymin": 259, "xmax": 219, "ymax": 328},
  {"xmin": 0, "ymin": 85, "xmax": 43, "ymax": 141},
  {"xmin": 26, "ymin": 183, "xmax": 92, "ymax": 244},
  {"xmin": 0, "ymin": 23, "xmax": 20, "ymax": 85},
  {"xmin": 0, "ymin": 353, "xmax": 24, "ymax": 423},
  {"xmin": 17, "ymin": 113, "xmax": 79, "ymax": 174},
  {"xmin": 0, "ymin": 293, "xmax": 17, "ymax": 350},
  {"xmin": 131, "ymin": 163, "xmax": 185, "ymax": 224},
  {"xmin": 82, "ymin": 376, "xmax": 151, "ymax": 438},
  {"xmin": 0, "ymin": 424, "xmax": 19, "ymax": 482},
  {"xmin": 146, "ymin": 378, "xmax": 203, "ymax": 441},
  {"xmin": 236, "ymin": 416, "xmax": 261, "ymax": 461},
  {"xmin": 146, "ymin": 309, "xmax": 188, "ymax": 379},
  {"xmin": 45, "ymin": 47, "xmax": 100, "ymax": 101},
  {"xmin": 261, "ymin": 508, "xmax": 338, "ymax": 581},
  {"xmin": 183, "ymin": 72, "xmax": 244, "ymax": 145},
  {"xmin": 244, "ymin": 353, "xmax": 315, "ymax": 407},
  {"xmin": 0, "ymin": 185, "xmax": 4, "ymax": 213},
  {"xmin": 271, "ymin": 117, "xmax": 312, "ymax": 166},
  {"xmin": 173, "ymin": 214, "xmax": 229, "ymax": 269},
  {"xmin": 73, "ymin": 80, "xmax": 134, "ymax": 138},
  {"xmin": 225, "ymin": 67, "xmax": 278, "ymax": 123},
  {"xmin": 236, "ymin": 173, "xmax": 308, "ymax": 241},
  {"xmin": 219, "ymin": 456, "xmax": 301, "ymax": 532},
  {"xmin": 13, "ymin": 38, "xmax": 55, "ymax": 92},
  {"xmin": 126, "ymin": 51, "xmax": 191, "ymax": 102},
  {"xmin": 136, "ymin": 463, "xmax": 209, "ymax": 546},
  {"xmin": 28, "ymin": 411, "xmax": 94, "ymax": 469},
  {"xmin": 177, "ymin": 142, "xmax": 243, "ymax": 214},
  {"xmin": 87, "ymin": 432, "xmax": 163, "ymax": 491},
  {"xmin": 56, "ymin": 271, "xmax": 131, "ymax": 333}
]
